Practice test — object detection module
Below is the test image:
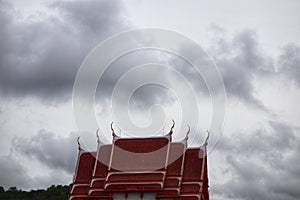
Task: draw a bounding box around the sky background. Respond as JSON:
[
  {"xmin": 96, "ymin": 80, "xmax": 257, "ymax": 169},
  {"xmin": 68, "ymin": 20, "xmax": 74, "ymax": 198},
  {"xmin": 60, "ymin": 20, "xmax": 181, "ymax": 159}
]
[{"xmin": 0, "ymin": 0, "xmax": 300, "ymax": 199}]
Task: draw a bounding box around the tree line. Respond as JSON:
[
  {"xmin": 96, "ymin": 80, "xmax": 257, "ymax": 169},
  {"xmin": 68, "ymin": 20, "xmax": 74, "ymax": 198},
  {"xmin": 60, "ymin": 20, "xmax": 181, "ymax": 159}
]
[{"xmin": 0, "ymin": 185, "xmax": 70, "ymax": 200}]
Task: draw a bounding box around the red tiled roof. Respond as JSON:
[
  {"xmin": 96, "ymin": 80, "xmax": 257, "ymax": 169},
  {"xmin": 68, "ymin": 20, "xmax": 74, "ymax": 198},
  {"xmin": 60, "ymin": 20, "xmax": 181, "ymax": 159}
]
[{"xmin": 69, "ymin": 132, "xmax": 209, "ymax": 200}]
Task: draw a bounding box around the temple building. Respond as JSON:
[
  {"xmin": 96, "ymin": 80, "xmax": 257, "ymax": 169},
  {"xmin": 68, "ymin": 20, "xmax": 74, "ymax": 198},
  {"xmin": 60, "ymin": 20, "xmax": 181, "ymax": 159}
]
[{"xmin": 69, "ymin": 121, "xmax": 209, "ymax": 200}]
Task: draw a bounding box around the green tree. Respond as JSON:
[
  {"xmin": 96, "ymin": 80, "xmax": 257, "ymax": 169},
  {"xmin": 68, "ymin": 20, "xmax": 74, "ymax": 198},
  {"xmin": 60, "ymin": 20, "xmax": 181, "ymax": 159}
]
[
  {"xmin": 7, "ymin": 187, "xmax": 17, "ymax": 192},
  {"xmin": 0, "ymin": 184, "xmax": 71, "ymax": 200}
]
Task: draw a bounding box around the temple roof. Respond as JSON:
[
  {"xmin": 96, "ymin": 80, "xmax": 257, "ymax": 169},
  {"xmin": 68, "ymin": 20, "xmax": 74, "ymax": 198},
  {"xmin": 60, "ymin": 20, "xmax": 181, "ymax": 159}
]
[{"xmin": 69, "ymin": 126, "xmax": 209, "ymax": 200}]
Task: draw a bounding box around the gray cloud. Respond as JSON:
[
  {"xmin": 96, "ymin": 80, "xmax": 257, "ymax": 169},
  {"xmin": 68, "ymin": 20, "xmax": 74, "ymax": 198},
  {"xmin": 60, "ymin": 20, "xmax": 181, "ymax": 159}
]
[
  {"xmin": 0, "ymin": 153, "xmax": 72, "ymax": 190},
  {"xmin": 12, "ymin": 130, "xmax": 78, "ymax": 174},
  {"xmin": 277, "ymin": 44, "xmax": 300, "ymax": 86},
  {"xmin": 0, "ymin": 0, "xmax": 175, "ymax": 108},
  {"xmin": 0, "ymin": 130, "xmax": 79, "ymax": 190},
  {"xmin": 49, "ymin": 0, "xmax": 129, "ymax": 39},
  {"xmin": 160, "ymin": 28, "xmax": 295, "ymax": 111},
  {"xmin": 0, "ymin": 0, "xmax": 128, "ymax": 102},
  {"xmin": 1, "ymin": 0, "xmax": 299, "ymax": 111},
  {"xmin": 208, "ymin": 29, "xmax": 274, "ymax": 109},
  {"xmin": 212, "ymin": 121, "xmax": 300, "ymax": 200},
  {"xmin": 96, "ymin": 50, "xmax": 180, "ymax": 109},
  {"xmin": 0, "ymin": 155, "xmax": 31, "ymax": 189}
]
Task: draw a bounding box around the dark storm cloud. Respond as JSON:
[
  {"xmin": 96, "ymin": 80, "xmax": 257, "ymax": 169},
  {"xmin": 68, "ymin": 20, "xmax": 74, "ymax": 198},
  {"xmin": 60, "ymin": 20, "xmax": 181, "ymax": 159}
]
[
  {"xmin": 12, "ymin": 130, "xmax": 78, "ymax": 174},
  {"xmin": 0, "ymin": 0, "xmax": 128, "ymax": 102},
  {"xmin": 212, "ymin": 121, "xmax": 300, "ymax": 200},
  {"xmin": 0, "ymin": 0, "xmax": 174, "ymax": 107},
  {"xmin": 0, "ymin": 0, "xmax": 299, "ymax": 108}
]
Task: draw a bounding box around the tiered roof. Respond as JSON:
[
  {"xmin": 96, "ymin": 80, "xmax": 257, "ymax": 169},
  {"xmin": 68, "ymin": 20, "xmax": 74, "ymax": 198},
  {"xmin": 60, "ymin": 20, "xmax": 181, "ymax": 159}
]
[{"xmin": 69, "ymin": 122, "xmax": 209, "ymax": 200}]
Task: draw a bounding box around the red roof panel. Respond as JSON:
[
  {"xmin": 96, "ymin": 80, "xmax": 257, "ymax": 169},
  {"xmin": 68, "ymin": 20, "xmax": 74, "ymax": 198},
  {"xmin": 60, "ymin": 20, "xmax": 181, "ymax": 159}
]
[{"xmin": 109, "ymin": 137, "xmax": 170, "ymax": 171}]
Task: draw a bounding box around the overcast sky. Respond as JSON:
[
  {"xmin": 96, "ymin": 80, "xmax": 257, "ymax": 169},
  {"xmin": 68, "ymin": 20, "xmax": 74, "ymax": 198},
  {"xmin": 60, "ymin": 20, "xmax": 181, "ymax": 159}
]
[{"xmin": 0, "ymin": 0, "xmax": 300, "ymax": 199}]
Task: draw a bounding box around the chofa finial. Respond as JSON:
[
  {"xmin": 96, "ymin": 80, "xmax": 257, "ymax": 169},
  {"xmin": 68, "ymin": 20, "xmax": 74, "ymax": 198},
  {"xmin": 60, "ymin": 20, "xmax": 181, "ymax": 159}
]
[
  {"xmin": 204, "ymin": 130, "xmax": 210, "ymax": 146},
  {"xmin": 96, "ymin": 129, "xmax": 100, "ymax": 144},
  {"xmin": 77, "ymin": 136, "xmax": 81, "ymax": 150},
  {"xmin": 169, "ymin": 119, "xmax": 175, "ymax": 134},
  {"xmin": 111, "ymin": 122, "xmax": 116, "ymax": 137},
  {"xmin": 185, "ymin": 125, "xmax": 190, "ymax": 141}
]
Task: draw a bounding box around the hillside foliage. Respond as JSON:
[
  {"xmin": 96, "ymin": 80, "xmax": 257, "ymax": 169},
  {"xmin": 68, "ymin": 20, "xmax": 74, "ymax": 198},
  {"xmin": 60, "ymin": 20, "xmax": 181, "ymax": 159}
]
[{"xmin": 0, "ymin": 185, "xmax": 70, "ymax": 200}]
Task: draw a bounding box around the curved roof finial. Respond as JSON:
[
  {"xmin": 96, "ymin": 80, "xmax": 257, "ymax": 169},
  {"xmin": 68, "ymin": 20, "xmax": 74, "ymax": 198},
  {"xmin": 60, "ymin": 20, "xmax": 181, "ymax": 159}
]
[
  {"xmin": 185, "ymin": 125, "xmax": 190, "ymax": 141},
  {"xmin": 77, "ymin": 136, "xmax": 81, "ymax": 150},
  {"xmin": 111, "ymin": 122, "xmax": 116, "ymax": 137},
  {"xmin": 169, "ymin": 119, "xmax": 175, "ymax": 134},
  {"xmin": 204, "ymin": 130, "xmax": 210, "ymax": 146},
  {"xmin": 96, "ymin": 129, "xmax": 100, "ymax": 144}
]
